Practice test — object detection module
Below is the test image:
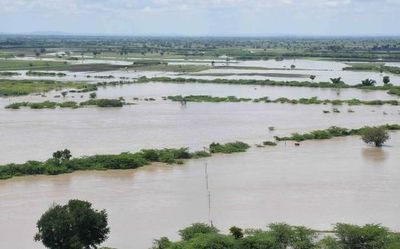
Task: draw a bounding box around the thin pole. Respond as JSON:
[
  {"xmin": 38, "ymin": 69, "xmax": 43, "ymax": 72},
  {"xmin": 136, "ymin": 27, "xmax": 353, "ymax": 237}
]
[{"xmin": 205, "ymin": 163, "xmax": 213, "ymax": 227}]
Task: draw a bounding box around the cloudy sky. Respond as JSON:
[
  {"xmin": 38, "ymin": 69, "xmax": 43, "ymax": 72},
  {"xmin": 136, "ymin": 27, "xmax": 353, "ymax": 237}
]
[{"xmin": 0, "ymin": 0, "xmax": 399, "ymax": 36}]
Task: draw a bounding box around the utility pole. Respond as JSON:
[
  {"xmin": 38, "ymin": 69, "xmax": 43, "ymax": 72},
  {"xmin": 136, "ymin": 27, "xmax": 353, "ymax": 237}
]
[{"xmin": 205, "ymin": 163, "xmax": 213, "ymax": 227}]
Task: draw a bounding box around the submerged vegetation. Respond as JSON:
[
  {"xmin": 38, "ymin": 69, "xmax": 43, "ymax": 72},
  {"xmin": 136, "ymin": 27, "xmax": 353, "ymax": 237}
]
[
  {"xmin": 0, "ymin": 71, "xmax": 21, "ymax": 76},
  {"xmin": 0, "ymin": 79, "xmax": 96, "ymax": 96},
  {"xmin": 0, "ymin": 141, "xmax": 250, "ymax": 180},
  {"xmin": 209, "ymin": 141, "xmax": 250, "ymax": 154},
  {"xmin": 274, "ymin": 124, "xmax": 400, "ymax": 142},
  {"xmin": 26, "ymin": 71, "xmax": 67, "ymax": 77},
  {"xmin": 152, "ymin": 222, "xmax": 400, "ymax": 249},
  {"xmin": 138, "ymin": 77, "xmax": 400, "ymax": 97},
  {"xmin": 343, "ymin": 63, "xmax": 400, "ymax": 75},
  {"xmin": 5, "ymin": 99, "xmax": 125, "ymax": 109},
  {"xmin": 167, "ymin": 95, "xmax": 400, "ymax": 106}
]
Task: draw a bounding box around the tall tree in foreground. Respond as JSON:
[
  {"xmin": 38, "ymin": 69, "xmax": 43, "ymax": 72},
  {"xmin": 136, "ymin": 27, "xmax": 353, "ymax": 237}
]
[{"xmin": 35, "ymin": 200, "xmax": 110, "ymax": 249}]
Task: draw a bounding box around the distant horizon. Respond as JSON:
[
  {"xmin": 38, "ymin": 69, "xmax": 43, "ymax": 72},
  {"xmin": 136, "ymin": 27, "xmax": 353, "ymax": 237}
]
[
  {"xmin": 2, "ymin": 31, "xmax": 400, "ymax": 38},
  {"xmin": 1, "ymin": 0, "xmax": 400, "ymax": 36}
]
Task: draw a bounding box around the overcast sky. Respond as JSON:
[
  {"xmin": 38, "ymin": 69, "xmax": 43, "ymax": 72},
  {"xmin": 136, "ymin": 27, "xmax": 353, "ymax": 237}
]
[{"xmin": 0, "ymin": 0, "xmax": 399, "ymax": 36}]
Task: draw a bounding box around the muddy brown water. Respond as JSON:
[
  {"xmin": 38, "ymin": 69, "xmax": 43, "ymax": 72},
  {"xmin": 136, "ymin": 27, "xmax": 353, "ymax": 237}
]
[{"xmin": 0, "ymin": 135, "xmax": 399, "ymax": 248}]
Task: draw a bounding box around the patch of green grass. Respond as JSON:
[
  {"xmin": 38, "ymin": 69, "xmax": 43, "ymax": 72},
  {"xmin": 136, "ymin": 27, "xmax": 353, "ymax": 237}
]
[
  {"xmin": 0, "ymin": 79, "xmax": 96, "ymax": 96},
  {"xmin": 0, "ymin": 59, "xmax": 68, "ymax": 71}
]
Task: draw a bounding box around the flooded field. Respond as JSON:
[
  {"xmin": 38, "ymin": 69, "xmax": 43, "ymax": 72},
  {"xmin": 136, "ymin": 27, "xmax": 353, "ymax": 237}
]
[
  {"xmin": 0, "ymin": 134, "xmax": 399, "ymax": 248},
  {"xmin": 1, "ymin": 98, "xmax": 399, "ymax": 164},
  {"xmin": 2, "ymin": 58, "xmax": 399, "ymax": 85},
  {"xmin": 1, "ymin": 54, "xmax": 400, "ymax": 248},
  {"xmin": 95, "ymin": 82, "xmax": 400, "ymax": 100}
]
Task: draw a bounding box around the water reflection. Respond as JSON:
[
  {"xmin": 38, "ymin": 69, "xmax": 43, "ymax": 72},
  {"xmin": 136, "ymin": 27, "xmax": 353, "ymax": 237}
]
[{"xmin": 362, "ymin": 147, "xmax": 388, "ymax": 164}]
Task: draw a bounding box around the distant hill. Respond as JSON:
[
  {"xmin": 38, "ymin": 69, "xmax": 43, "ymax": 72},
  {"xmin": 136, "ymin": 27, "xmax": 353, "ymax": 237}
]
[{"xmin": 30, "ymin": 31, "xmax": 71, "ymax": 35}]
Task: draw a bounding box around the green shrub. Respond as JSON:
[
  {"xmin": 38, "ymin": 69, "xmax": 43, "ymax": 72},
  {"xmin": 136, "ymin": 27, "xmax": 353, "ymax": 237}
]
[
  {"xmin": 209, "ymin": 141, "xmax": 250, "ymax": 154},
  {"xmin": 179, "ymin": 223, "xmax": 219, "ymax": 241}
]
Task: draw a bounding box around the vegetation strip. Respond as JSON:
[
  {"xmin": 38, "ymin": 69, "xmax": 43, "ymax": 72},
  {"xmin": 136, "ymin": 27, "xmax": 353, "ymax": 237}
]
[
  {"xmin": 151, "ymin": 222, "xmax": 400, "ymax": 249},
  {"xmin": 5, "ymin": 99, "xmax": 126, "ymax": 109},
  {"xmin": 274, "ymin": 124, "xmax": 400, "ymax": 142},
  {"xmin": 137, "ymin": 76, "xmax": 400, "ymax": 96},
  {"xmin": 0, "ymin": 141, "xmax": 249, "ymax": 180},
  {"xmin": 0, "ymin": 79, "xmax": 97, "ymax": 96},
  {"xmin": 26, "ymin": 71, "xmax": 67, "ymax": 77},
  {"xmin": 343, "ymin": 63, "xmax": 400, "ymax": 75},
  {"xmin": 167, "ymin": 95, "xmax": 400, "ymax": 106}
]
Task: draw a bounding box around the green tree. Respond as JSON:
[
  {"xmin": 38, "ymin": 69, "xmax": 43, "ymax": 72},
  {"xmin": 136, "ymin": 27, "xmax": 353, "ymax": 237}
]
[
  {"xmin": 35, "ymin": 200, "xmax": 110, "ymax": 249},
  {"xmin": 335, "ymin": 223, "xmax": 389, "ymax": 249},
  {"xmin": 61, "ymin": 91, "xmax": 68, "ymax": 98},
  {"xmin": 330, "ymin": 77, "xmax": 342, "ymax": 84},
  {"xmin": 229, "ymin": 226, "xmax": 244, "ymax": 239},
  {"xmin": 383, "ymin": 76, "xmax": 390, "ymax": 85},
  {"xmin": 151, "ymin": 237, "xmax": 172, "ymax": 249},
  {"xmin": 361, "ymin": 127, "xmax": 390, "ymax": 147},
  {"xmin": 179, "ymin": 223, "xmax": 219, "ymax": 241},
  {"xmin": 269, "ymin": 223, "xmax": 294, "ymax": 249},
  {"xmin": 361, "ymin": 78, "xmax": 376, "ymax": 86},
  {"xmin": 310, "ymin": 75, "xmax": 316, "ymax": 81},
  {"xmin": 52, "ymin": 149, "xmax": 72, "ymax": 165},
  {"xmin": 89, "ymin": 92, "xmax": 97, "ymax": 99}
]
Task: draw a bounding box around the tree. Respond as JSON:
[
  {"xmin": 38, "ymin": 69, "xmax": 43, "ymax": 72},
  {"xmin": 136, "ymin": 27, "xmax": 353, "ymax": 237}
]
[
  {"xmin": 89, "ymin": 92, "xmax": 97, "ymax": 99},
  {"xmin": 52, "ymin": 149, "xmax": 72, "ymax": 165},
  {"xmin": 61, "ymin": 91, "xmax": 68, "ymax": 98},
  {"xmin": 151, "ymin": 237, "xmax": 171, "ymax": 249},
  {"xmin": 309, "ymin": 75, "xmax": 316, "ymax": 81},
  {"xmin": 35, "ymin": 200, "xmax": 110, "ymax": 249},
  {"xmin": 330, "ymin": 77, "xmax": 342, "ymax": 84},
  {"xmin": 383, "ymin": 76, "xmax": 390, "ymax": 85},
  {"xmin": 291, "ymin": 64, "xmax": 296, "ymax": 70},
  {"xmin": 269, "ymin": 223, "xmax": 294, "ymax": 249},
  {"xmin": 229, "ymin": 226, "xmax": 244, "ymax": 239},
  {"xmin": 361, "ymin": 127, "xmax": 390, "ymax": 147},
  {"xmin": 179, "ymin": 223, "xmax": 219, "ymax": 241},
  {"xmin": 362, "ymin": 78, "xmax": 376, "ymax": 86},
  {"xmin": 335, "ymin": 223, "xmax": 389, "ymax": 249}
]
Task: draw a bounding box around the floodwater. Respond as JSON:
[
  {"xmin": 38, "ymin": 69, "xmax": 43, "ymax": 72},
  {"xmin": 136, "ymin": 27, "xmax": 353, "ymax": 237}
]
[
  {"xmin": 94, "ymin": 82, "xmax": 400, "ymax": 101},
  {"xmin": 191, "ymin": 68, "xmax": 400, "ymax": 86},
  {"xmin": 2, "ymin": 58, "xmax": 400, "ymax": 86},
  {"xmin": 1, "ymin": 57, "xmax": 400, "ymax": 249},
  {"xmin": 0, "ymin": 99, "xmax": 399, "ymax": 164},
  {"xmin": 0, "ymin": 134, "xmax": 399, "ymax": 249}
]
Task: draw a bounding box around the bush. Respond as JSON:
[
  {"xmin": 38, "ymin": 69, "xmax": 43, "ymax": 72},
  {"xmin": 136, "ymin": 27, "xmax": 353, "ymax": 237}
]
[
  {"xmin": 361, "ymin": 127, "xmax": 390, "ymax": 147},
  {"xmin": 209, "ymin": 141, "xmax": 250, "ymax": 154},
  {"xmin": 263, "ymin": 141, "xmax": 277, "ymax": 146},
  {"xmin": 179, "ymin": 223, "xmax": 219, "ymax": 241}
]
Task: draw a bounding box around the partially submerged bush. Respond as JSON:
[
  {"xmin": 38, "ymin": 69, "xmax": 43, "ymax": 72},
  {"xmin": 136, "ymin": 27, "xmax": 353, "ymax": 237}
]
[
  {"xmin": 209, "ymin": 141, "xmax": 250, "ymax": 154},
  {"xmin": 361, "ymin": 127, "xmax": 390, "ymax": 147},
  {"xmin": 275, "ymin": 125, "xmax": 399, "ymax": 142},
  {"xmin": 263, "ymin": 141, "xmax": 277, "ymax": 146}
]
